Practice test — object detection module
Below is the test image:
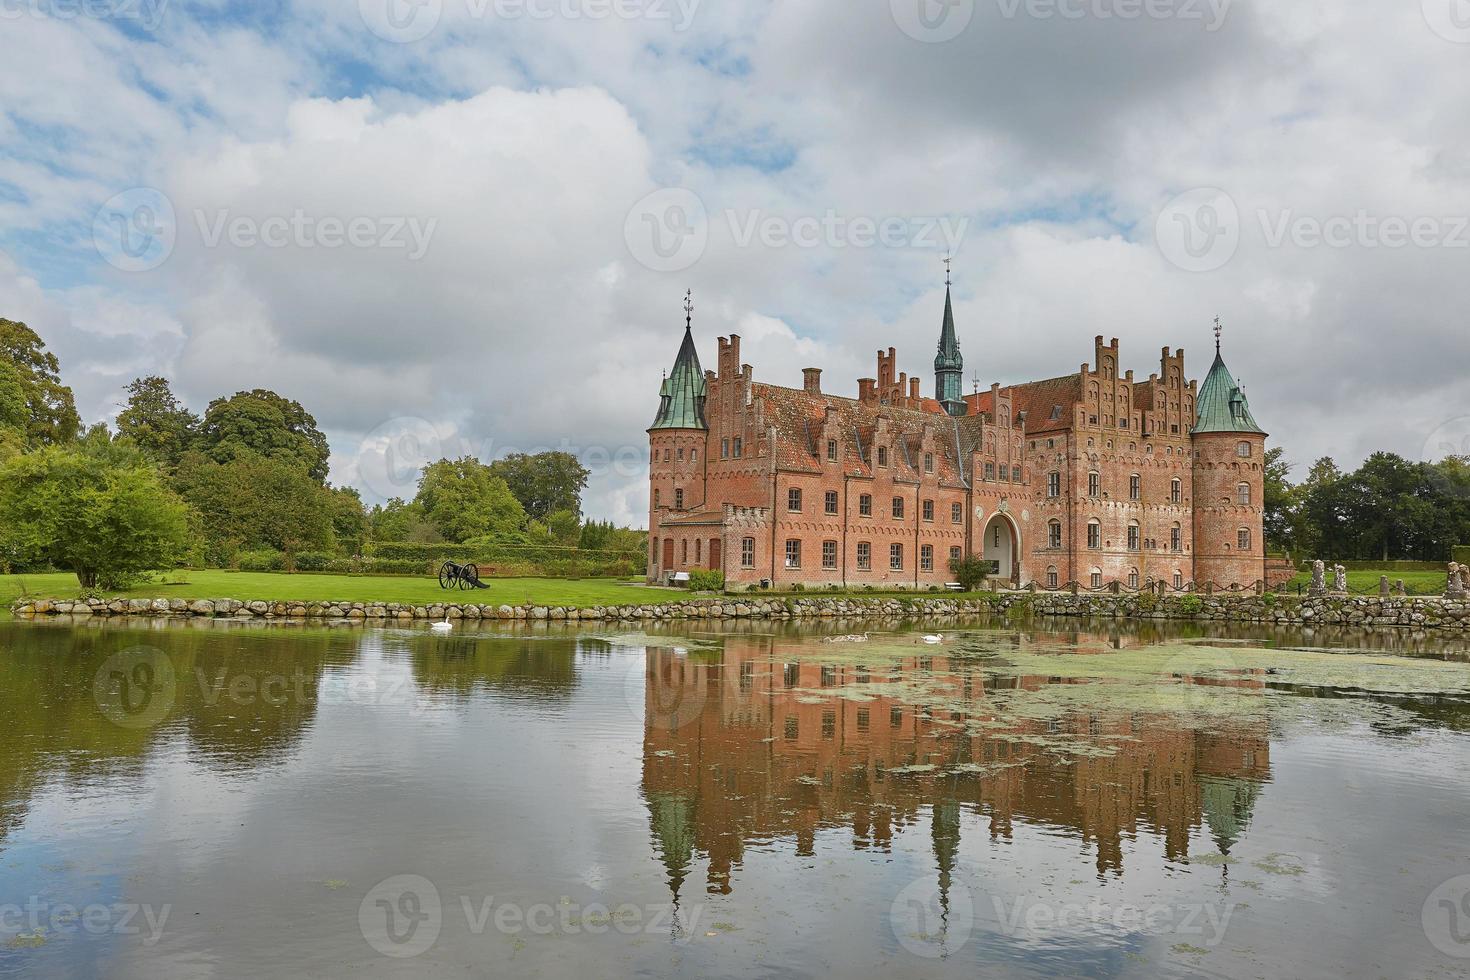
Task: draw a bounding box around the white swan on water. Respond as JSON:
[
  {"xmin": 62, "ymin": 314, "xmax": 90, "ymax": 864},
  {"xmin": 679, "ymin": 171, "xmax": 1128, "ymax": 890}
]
[
  {"xmin": 431, "ymin": 615, "xmax": 453, "ymax": 633},
  {"xmin": 921, "ymin": 634, "xmax": 943, "ymax": 645}
]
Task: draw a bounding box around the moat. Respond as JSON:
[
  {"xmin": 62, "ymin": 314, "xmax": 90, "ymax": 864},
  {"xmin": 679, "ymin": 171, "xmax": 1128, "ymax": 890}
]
[{"xmin": 2, "ymin": 616, "xmax": 1469, "ymax": 978}]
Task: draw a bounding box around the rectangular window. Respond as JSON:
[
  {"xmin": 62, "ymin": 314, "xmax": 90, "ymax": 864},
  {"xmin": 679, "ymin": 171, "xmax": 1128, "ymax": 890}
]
[
  {"xmin": 682, "ymin": 540, "xmax": 688, "ymax": 563},
  {"xmin": 677, "ymin": 447, "xmax": 684, "ymax": 461},
  {"xmin": 1128, "ymin": 525, "xmax": 1140, "ymax": 551},
  {"xmin": 949, "ymin": 546, "xmax": 962, "ymax": 565},
  {"xmin": 825, "ymin": 490, "xmax": 839, "ymax": 515},
  {"xmin": 741, "ymin": 537, "xmax": 755, "ymax": 568},
  {"xmin": 733, "ymin": 437, "xmax": 742, "ymax": 458},
  {"xmin": 1012, "ymin": 465, "xmax": 1022, "ymax": 482},
  {"xmin": 877, "ymin": 447, "xmax": 888, "ymax": 467},
  {"xmin": 654, "ymin": 489, "xmax": 660, "ymax": 508},
  {"xmin": 788, "ymin": 488, "xmax": 802, "ymax": 512},
  {"xmin": 674, "ymin": 488, "xmax": 684, "ymax": 510},
  {"xmin": 890, "ymin": 706, "xmax": 903, "ymax": 729},
  {"xmin": 827, "ymin": 439, "xmax": 838, "ymax": 462},
  {"xmin": 1237, "ymin": 441, "xmax": 1252, "ymax": 458},
  {"xmin": 1088, "ymin": 472, "xmax": 1101, "ymax": 497},
  {"xmin": 1238, "ymin": 528, "xmax": 1251, "ymax": 551},
  {"xmin": 1171, "ymin": 480, "xmax": 1182, "ymax": 503},
  {"xmin": 822, "ymin": 711, "xmax": 835, "ymax": 740},
  {"xmin": 985, "ymin": 462, "xmax": 995, "ymax": 481},
  {"xmin": 1130, "ymin": 475, "xmax": 1141, "ymax": 500},
  {"xmin": 1087, "ymin": 523, "xmax": 1100, "ymax": 549},
  {"xmin": 890, "ymin": 543, "xmax": 903, "ymax": 570},
  {"xmin": 1047, "ymin": 569, "xmax": 1059, "ymax": 588},
  {"xmin": 859, "ymin": 494, "xmax": 872, "ymax": 517},
  {"xmin": 924, "ymin": 453, "xmax": 934, "ymax": 474},
  {"xmin": 857, "ymin": 542, "xmax": 871, "ymax": 570},
  {"xmin": 1171, "ymin": 527, "xmax": 1182, "ymax": 552},
  {"xmin": 721, "ymin": 438, "xmax": 729, "ymax": 458},
  {"xmin": 1049, "ymin": 522, "xmax": 1063, "ymax": 548},
  {"xmin": 1048, "ymin": 472, "xmax": 1061, "ymax": 498},
  {"xmin": 695, "ymin": 538, "xmax": 701, "ymax": 563},
  {"xmin": 921, "ymin": 545, "xmax": 934, "ymax": 572},
  {"xmin": 784, "ymin": 717, "xmax": 798, "ymax": 741},
  {"xmin": 922, "ymin": 499, "xmax": 934, "ymax": 522},
  {"xmin": 951, "ymin": 502, "xmax": 963, "ymax": 524},
  {"xmin": 784, "ymin": 663, "xmax": 799, "ymax": 687},
  {"xmin": 856, "ymin": 708, "xmax": 870, "ymax": 732},
  {"xmin": 1091, "ymin": 570, "xmax": 1103, "ymax": 589},
  {"xmin": 785, "ymin": 539, "xmax": 801, "ymax": 569},
  {"xmin": 892, "ymin": 497, "xmax": 904, "ymax": 520},
  {"xmin": 822, "ymin": 540, "xmax": 837, "ymax": 569},
  {"xmin": 1238, "ymin": 484, "xmax": 1251, "ymax": 505}
]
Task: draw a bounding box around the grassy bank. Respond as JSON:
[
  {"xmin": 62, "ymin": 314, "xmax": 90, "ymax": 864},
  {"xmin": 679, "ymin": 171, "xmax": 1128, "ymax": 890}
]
[
  {"xmin": 1282, "ymin": 568, "xmax": 1447, "ymax": 596},
  {"xmin": 1, "ymin": 570, "xmax": 674, "ymax": 609}
]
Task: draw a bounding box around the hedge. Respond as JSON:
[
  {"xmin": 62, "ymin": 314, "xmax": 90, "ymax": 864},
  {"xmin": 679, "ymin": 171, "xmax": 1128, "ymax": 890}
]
[
  {"xmin": 1301, "ymin": 559, "xmax": 1450, "ymax": 572},
  {"xmin": 1455, "ymin": 545, "xmax": 1470, "ymax": 567}
]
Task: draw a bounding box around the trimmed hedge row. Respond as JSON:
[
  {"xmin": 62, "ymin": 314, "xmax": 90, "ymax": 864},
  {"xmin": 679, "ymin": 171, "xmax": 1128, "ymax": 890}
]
[
  {"xmin": 1455, "ymin": 545, "xmax": 1470, "ymax": 567},
  {"xmin": 1302, "ymin": 559, "xmax": 1451, "ymax": 572}
]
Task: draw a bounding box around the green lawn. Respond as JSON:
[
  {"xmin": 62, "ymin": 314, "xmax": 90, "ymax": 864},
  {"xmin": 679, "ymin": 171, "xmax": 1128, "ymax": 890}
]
[
  {"xmin": 1, "ymin": 570, "xmax": 676, "ymax": 609},
  {"xmin": 1282, "ymin": 569, "xmax": 1448, "ymax": 596}
]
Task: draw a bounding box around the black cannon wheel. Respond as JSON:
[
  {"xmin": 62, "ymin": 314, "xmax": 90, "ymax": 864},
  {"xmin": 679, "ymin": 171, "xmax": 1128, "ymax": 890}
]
[
  {"xmin": 458, "ymin": 563, "xmax": 479, "ymax": 590},
  {"xmin": 438, "ymin": 561, "xmax": 457, "ymax": 590}
]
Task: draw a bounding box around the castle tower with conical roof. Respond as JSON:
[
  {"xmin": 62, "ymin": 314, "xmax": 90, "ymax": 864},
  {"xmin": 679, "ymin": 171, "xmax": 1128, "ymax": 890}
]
[
  {"xmin": 934, "ymin": 263, "xmax": 965, "ymax": 417},
  {"xmin": 1190, "ymin": 321, "xmax": 1267, "ymax": 588}
]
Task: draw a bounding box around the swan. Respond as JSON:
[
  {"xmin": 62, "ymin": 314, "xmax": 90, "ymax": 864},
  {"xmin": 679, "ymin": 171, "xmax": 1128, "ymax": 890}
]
[
  {"xmin": 430, "ymin": 615, "xmax": 453, "ymax": 633},
  {"xmin": 921, "ymin": 634, "xmax": 943, "ymax": 645}
]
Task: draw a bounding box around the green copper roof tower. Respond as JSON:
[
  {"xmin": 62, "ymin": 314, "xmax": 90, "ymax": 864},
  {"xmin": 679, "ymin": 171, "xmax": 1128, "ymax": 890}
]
[
  {"xmin": 650, "ymin": 290, "xmax": 708, "ymax": 431},
  {"xmin": 935, "ymin": 257, "xmax": 965, "ymax": 417},
  {"xmin": 1194, "ymin": 319, "xmax": 1265, "ymax": 435}
]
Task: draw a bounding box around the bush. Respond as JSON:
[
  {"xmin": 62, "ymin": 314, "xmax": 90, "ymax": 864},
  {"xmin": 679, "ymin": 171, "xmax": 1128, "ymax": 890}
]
[
  {"xmin": 687, "ymin": 569, "xmax": 725, "ymax": 592},
  {"xmin": 293, "ymin": 551, "xmax": 335, "ymax": 572},
  {"xmin": 1454, "ymin": 545, "xmax": 1470, "ymax": 567},
  {"xmin": 238, "ymin": 549, "xmax": 285, "ymax": 572},
  {"xmin": 949, "ymin": 555, "xmax": 991, "ymax": 592},
  {"xmin": 1177, "ymin": 594, "xmax": 1204, "ymax": 615}
]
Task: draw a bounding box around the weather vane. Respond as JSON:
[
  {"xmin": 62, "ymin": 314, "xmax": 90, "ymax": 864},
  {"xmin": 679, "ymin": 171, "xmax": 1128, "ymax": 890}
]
[
  {"xmin": 944, "ymin": 253, "xmax": 952, "ymax": 288},
  {"xmin": 1214, "ymin": 316, "xmax": 1223, "ymax": 353},
  {"xmin": 684, "ymin": 289, "xmax": 694, "ymax": 329}
]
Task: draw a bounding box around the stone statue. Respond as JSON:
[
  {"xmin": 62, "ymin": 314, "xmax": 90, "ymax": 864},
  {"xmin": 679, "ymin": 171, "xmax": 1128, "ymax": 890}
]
[
  {"xmin": 1332, "ymin": 564, "xmax": 1348, "ymax": 593},
  {"xmin": 1379, "ymin": 575, "xmax": 1391, "ymax": 597},
  {"xmin": 1450, "ymin": 562, "xmax": 1467, "ymax": 598},
  {"xmin": 1310, "ymin": 560, "xmax": 1326, "ymax": 596},
  {"xmin": 1396, "ymin": 579, "xmax": 1407, "ymax": 596}
]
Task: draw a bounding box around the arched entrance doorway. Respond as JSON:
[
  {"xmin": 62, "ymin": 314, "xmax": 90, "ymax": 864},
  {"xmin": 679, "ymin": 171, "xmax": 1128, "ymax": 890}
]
[{"xmin": 982, "ymin": 513, "xmax": 1019, "ymax": 587}]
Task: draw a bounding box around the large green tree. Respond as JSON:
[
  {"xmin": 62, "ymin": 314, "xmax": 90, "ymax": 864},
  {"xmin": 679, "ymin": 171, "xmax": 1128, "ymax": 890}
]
[
  {"xmin": 116, "ymin": 375, "xmax": 200, "ymax": 468},
  {"xmin": 174, "ymin": 451, "xmax": 336, "ymax": 569},
  {"xmin": 416, "ymin": 457, "xmax": 527, "ymax": 543},
  {"xmin": 368, "ymin": 498, "xmax": 442, "ymax": 545},
  {"xmin": 196, "ymin": 389, "xmax": 331, "ymax": 482},
  {"xmin": 0, "ymin": 434, "xmax": 193, "ymax": 588},
  {"xmin": 0, "ymin": 318, "xmax": 82, "ymax": 446},
  {"xmin": 489, "ymin": 452, "xmax": 590, "ymax": 521}
]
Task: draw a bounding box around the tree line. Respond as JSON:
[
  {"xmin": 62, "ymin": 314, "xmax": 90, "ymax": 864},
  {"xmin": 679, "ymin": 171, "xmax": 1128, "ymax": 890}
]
[
  {"xmin": 0, "ymin": 318, "xmax": 642, "ymax": 587},
  {"xmin": 1263, "ymin": 447, "xmax": 1470, "ymax": 562}
]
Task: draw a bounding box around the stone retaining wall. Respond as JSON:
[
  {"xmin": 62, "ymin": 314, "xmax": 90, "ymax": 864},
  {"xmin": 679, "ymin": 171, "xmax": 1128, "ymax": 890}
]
[{"xmin": 9, "ymin": 593, "xmax": 1470, "ymax": 631}]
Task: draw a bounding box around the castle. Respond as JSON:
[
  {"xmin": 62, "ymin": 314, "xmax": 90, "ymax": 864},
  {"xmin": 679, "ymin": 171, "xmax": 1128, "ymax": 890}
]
[{"xmin": 648, "ymin": 279, "xmax": 1270, "ymax": 591}]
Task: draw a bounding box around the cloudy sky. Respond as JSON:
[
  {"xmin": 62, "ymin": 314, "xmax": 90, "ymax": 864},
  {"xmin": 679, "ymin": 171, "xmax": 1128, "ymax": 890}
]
[{"xmin": 3, "ymin": 0, "xmax": 1468, "ymax": 524}]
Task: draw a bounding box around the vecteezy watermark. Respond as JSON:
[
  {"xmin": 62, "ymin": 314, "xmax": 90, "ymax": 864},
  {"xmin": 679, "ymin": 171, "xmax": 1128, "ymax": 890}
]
[
  {"xmin": 93, "ymin": 647, "xmax": 177, "ymax": 730},
  {"xmin": 0, "ymin": 0, "xmax": 169, "ymax": 29},
  {"xmin": 623, "ymin": 648, "xmax": 708, "ymax": 731},
  {"xmin": 1423, "ymin": 874, "xmax": 1470, "ymax": 959},
  {"xmin": 890, "ymin": 0, "xmax": 975, "ymax": 42},
  {"xmin": 996, "ymin": 0, "xmax": 1232, "ymax": 29},
  {"xmin": 0, "ymin": 898, "xmax": 171, "ymax": 947},
  {"xmin": 1157, "ymin": 647, "xmax": 1244, "ymax": 714},
  {"xmin": 890, "ymin": 877, "xmax": 976, "ymax": 958},
  {"xmin": 1423, "ymin": 0, "xmax": 1470, "ymax": 43},
  {"xmin": 358, "ymin": 875, "xmax": 699, "ymax": 958},
  {"xmin": 1423, "ymin": 417, "xmax": 1470, "ymax": 498},
  {"xmin": 359, "ymin": 0, "xmax": 700, "ymax": 43},
  {"xmin": 1154, "ymin": 187, "xmax": 1240, "ymax": 273},
  {"xmin": 1258, "ymin": 210, "xmax": 1470, "ymax": 251},
  {"xmin": 193, "ymin": 210, "xmax": 437, "ymax": 260},
  {"xmin": 623, "ymin": 187, "xmax": 970, "ymax": 273},
  {"xmin": 94, "ymin": 188, "xmax": 176, "ymax": 273}
]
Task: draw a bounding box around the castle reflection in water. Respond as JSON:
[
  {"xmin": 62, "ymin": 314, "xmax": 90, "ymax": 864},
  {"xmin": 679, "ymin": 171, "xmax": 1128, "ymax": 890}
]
[{"xmin": 640, "ymin": 630, "xmax": 1270, "ymax": 899}]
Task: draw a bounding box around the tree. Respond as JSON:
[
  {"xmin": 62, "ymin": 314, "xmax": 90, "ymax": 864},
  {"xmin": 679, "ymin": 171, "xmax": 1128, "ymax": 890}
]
[
  {"xmin": 0, "ymin": 436, "xmax": 192, "ymax": 588},
  {"xmin": 489, "ymin": 452, "xmax": 590, "ymax": 521},
  {"xmin": 174, "ymin": 451, "xmax": 335, "ymax": 569},
  {"xmin": 116, "ymin": 376, "xmax": 199, "ymax": 468},
  {"xmin": 367, "ymin": 498, "xmax": 442, "ymax": 545},
  {"xmin": 330, "ymin": 486, "xmax": 368, "ymax": 557},
  {"xmin": 0, "ymin": 360, "xmax": 26, "ymax": 462},
  {"xmin": 0, "ymin": 318, "xmax": 81, "ymax": 446},
  {"xmin": 196, "ymin": 389, "xmax": 331, "ymax": 482},
  {"xmin": 415, "ymin": 457, "xmax": 527, "ymax": 543},
  {"xmin": 1261, "ymin": 446, "xmax": 1299, "ymax": 554}
]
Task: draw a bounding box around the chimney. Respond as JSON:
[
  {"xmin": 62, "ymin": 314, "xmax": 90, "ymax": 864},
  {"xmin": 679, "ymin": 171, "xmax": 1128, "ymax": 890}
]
[
  {"xmin": 909, "ymin": 377, "xmax": 920, "ymax": 400},
  {"xmin": 858, "ymin": 378, "xmax": 877, "ymax": 404},
  {"xmin": 803, "ymin": 368, "xmax": 822, "ymax": 395}
]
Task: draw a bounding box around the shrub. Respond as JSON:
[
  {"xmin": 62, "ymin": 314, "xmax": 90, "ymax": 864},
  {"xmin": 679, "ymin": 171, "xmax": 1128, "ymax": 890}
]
[
  {"xmin": 293, "ymin": 551, "xmax": 334, "ymax": 572},
  {"xmin": 687, "ymin": 569, "xmax": 725, "ymax": 592},
  {"xmin": 1177, "ymin": 594, "xmax": 1204, "ymax": 615},
  {"xmin": 238, "ymin": 549, "xmax": 285, "ymax": 572},
  {"xmin": 949, "ymin": 555, "xmax": 991, "ymax": 592},
  {"xmin": 1454, "ymin": 545, "xmax": 1470, "ymax": 567}
]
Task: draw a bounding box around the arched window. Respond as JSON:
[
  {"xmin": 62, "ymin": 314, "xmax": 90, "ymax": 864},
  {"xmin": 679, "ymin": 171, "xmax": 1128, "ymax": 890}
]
[
  {"xmin": 1090, "ymin": 568, "xmax": 1103, "ymax": 589},
  {"xmin": 1129, "ymin": 474, "xmax": 1141, "ymax": 501},
  {"xmin": 1238, "ymin": 527, "xmax": 1252, "ymax": 551},
  {"xmin": 1237, "ymin": 482, "xmax": 1251, "ymax": 505},
  {"xmin": 1046, "ymin": 566, "xmax": 1059, "ymax": 589},
  {"xmin": 1088, "ymin": 471, "xmax": 1101, "ymax": 497},
  {"xmin": 1173, "ymin": 570, "xmax": 1184, "ymax": 589},
  {"xmin": 1127, "ymin": 522, "xmax": 1140, "ymax": 551},
  {"xmin": 1170, "ymin": 524, "xmax": 1182, "ymax": 552},
  {"xmin": 1171, "ymin": 478, "xmax": 1182, "ymax": 503},
  {"xmin": 1128, "ymin": 568, "xmax": 1139, "ymax": 590}
]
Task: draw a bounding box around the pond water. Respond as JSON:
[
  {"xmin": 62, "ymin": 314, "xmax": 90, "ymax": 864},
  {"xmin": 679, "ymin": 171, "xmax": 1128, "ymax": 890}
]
[{"xmin": 2, "ymin": 616, "xmax": 1469, "ymax": 979}]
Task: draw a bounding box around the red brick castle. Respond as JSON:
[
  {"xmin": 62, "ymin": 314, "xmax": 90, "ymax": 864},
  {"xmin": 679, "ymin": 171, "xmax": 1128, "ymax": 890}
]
[{"xmin": 648, "ymin": 281, "xmax": 1269, "ymax": 591}]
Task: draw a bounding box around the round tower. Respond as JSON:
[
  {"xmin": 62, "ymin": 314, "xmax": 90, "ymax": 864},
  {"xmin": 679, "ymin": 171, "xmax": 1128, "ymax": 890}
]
[
  {"xmin": 1190, "ymin": 325, "xmax": 1266, "ymax": 589},
  {"xmin": 647, "ymin": 291, "xmax": 710, "ymax": 579}
]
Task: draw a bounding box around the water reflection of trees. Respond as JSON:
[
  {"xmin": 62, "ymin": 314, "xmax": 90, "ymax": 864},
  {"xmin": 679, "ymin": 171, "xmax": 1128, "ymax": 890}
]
[
  {"xmin": 0, "ymin": 621, "xmax": 355, "ymax": 851},
  {"xmin": 405, "ymin": 635, "xmax": 583, "ymax": 701},
  {"xmin": 641, "ymin": 629, "xmax": 1275, "ymax": 900}
]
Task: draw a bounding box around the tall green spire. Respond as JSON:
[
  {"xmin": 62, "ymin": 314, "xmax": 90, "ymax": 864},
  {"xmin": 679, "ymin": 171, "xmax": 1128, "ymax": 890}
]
[
  {"xmin": 1194, "ymin": 320, "xmax": 1265, "ymax": 435},
  {"xmin": 650, "ymin": 290, "xmax": 708, "ymax": 431},
  {"xmin": 935, "ymin": 257, "xmax": 965, "ymax": 416}
]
